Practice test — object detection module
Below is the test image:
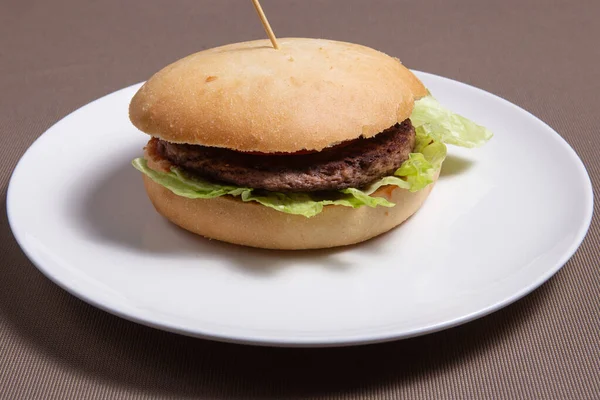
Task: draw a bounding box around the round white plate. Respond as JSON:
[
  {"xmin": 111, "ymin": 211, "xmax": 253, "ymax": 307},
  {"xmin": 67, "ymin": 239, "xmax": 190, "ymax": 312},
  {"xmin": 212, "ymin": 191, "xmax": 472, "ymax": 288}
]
[{"xmin": 8, "ymin": 72, "xmax": 593, "ymax": 347}]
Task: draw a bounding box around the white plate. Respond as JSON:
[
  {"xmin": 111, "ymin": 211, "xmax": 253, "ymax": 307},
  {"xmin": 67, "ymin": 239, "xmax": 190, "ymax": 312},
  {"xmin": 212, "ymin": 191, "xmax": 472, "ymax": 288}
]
[{"xmin": 7, "ymin": 72, "xmax": 593, "ymax": 347}]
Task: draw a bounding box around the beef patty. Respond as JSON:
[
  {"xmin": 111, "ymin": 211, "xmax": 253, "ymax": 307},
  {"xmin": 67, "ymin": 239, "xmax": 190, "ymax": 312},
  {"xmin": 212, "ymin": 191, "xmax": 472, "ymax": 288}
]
[{"xmin": 151, "ymin": 119, "xmax": 415, "ymax": 192}]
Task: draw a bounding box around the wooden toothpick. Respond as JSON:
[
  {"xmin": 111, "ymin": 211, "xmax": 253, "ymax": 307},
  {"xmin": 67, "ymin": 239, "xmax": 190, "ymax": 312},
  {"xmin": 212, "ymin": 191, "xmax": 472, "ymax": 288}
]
[{"xmin": 251, "ymin": 0, "xmax": 280, "ymax": 50}]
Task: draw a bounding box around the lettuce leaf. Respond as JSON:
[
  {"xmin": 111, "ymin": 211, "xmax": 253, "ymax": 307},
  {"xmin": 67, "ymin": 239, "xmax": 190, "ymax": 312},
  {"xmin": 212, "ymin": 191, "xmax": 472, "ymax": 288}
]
[
  {"xmin": 411, "ymin": 94, "xmax": 493, "ymax": 148},
  {"xmin": 133, "ymin": 158, "xmax": 395, "ymax": 218},
  {"xmin": 132, "ymin": 134, "xmax": 440, "ymax": 217},
  {"xmin": 133, "ymin": 92, "xmax": 491, "ymax": 217}
]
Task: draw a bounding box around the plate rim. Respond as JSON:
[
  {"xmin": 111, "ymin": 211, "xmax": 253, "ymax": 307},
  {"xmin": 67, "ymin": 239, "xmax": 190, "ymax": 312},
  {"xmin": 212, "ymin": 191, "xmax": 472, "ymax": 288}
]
[{"xmin": 7, "ymin": 71, "xmax": 594, "ymax": 347}]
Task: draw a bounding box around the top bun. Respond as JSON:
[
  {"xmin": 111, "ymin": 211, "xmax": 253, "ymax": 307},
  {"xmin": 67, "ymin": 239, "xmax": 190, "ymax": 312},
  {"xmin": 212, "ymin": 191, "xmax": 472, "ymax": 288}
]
[{"xmin": 129, "ymin": 38, "xmax": 427, "ymax": 153}]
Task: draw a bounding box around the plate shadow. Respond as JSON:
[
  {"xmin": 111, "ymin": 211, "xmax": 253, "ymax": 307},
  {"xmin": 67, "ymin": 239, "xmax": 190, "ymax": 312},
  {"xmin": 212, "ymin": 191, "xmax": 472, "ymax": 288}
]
[{"xmin": 1, "ymin": 182, "xmax": 561, "ymax": 398}]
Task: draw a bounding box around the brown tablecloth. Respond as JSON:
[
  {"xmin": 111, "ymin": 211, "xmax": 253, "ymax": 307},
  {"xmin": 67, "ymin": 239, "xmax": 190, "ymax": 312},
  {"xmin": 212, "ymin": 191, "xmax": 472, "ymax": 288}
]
[{"xmin": 1, "ymin": 1, "xmax": 599, "ymax": 398}]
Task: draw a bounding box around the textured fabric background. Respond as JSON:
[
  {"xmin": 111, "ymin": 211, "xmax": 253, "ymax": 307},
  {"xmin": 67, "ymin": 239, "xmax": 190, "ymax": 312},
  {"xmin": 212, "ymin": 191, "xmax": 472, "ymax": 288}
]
[{"xmin": 1, "ymin": 1, "xmax": 599, "ymax": 399}]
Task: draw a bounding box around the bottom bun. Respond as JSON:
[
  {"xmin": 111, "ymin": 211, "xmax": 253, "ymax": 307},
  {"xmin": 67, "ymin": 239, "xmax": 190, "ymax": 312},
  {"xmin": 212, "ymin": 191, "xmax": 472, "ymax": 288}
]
[{"xmin": 142, "ymin": 175, "xmax": 438, "ymax": 250}]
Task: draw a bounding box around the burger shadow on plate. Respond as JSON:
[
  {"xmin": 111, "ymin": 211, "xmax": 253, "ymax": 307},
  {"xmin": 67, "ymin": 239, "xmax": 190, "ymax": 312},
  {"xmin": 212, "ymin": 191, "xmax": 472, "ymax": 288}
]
[
  {"xmin": 439, "ymin": 154, "xmax": 473, "ymax": 178},
  {"xmin": 78, "ymin": 151, "xmax": 475, "ymax": 276},
  {"xmin": 78, "ymin": 159, "xmax": 394, "ymax": 274}
]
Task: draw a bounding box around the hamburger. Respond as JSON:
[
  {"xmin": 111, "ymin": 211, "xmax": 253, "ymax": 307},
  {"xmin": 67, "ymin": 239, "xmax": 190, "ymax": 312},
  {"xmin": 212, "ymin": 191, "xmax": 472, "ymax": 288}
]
[{"xmin": 130, "ymin": 38, "xmax": 492, "ymax": 249}]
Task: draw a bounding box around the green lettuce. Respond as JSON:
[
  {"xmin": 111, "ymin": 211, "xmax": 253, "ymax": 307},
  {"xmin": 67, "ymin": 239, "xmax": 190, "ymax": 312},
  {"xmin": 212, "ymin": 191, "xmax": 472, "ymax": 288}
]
[
  {"xmin": 133, "ymin": 158, "xmax": 396, "ymax": 218},
  {"xmin": 411, "ymin": 94, "xmax": 493, "ymax": 148},
  {"xmin": 133, "ymin": 93, "xmax": 491, "ymax": 217}
]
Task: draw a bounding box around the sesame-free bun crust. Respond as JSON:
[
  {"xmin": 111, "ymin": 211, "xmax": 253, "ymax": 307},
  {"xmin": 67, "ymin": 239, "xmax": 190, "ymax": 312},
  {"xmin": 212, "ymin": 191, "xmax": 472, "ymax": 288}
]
[
  {"xmin": 142, "ymin": 174, "xmax": 437, "ymax": 250},
  {"xmin": 130, "ymin": 38, "xmax": 427, "ymax": 153}
]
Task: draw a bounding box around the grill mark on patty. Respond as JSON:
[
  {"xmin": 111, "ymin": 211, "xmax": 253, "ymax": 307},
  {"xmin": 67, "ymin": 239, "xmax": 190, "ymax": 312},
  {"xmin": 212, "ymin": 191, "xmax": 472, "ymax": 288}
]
[{"xmin": 151, "ymin": 119, "xmax": 416, "ymax": 192}]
